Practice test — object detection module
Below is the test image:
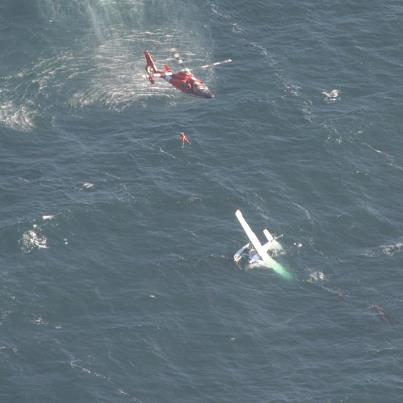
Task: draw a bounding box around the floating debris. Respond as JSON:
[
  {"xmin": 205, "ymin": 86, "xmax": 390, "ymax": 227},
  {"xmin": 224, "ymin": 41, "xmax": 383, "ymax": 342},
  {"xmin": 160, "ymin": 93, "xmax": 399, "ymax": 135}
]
[
  {"xmin": 308, "ymin": 271, "xmax": 325, "ymax": 283},
  {"xmin": 371, "ymin": 304, "xmax": 394, "ymax": 325},
  {"xmin": 322, "ymin": 89, "xmax": 340, "ymax": 102},
  {"xmin": 80, "ymin": 182, "xmax": 95, "ymax": 190}
]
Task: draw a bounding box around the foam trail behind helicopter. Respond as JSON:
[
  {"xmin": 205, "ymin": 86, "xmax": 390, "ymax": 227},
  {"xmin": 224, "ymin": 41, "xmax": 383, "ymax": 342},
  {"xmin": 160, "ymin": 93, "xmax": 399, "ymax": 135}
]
[{"xmin": 10, "ymin": 0, "xmax": 216, "ymax": 115}]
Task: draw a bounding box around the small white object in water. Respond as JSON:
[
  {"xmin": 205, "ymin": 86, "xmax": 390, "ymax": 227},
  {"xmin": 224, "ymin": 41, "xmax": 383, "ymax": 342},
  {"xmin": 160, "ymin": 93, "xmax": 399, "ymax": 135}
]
[
  {"xmin": 81, "ymin": 182, "xmax": 94, "ymax": 190},
  {"xmin": 308, "ymin": 271, "xmax": 325, "ymax": 282},
  {"xmin": 322, "ymin": 89, "xmax": 340, "ymax": 101},
  {"xmin": 31, "ymin": 316, "xmax": 48, "ymax": 325},
  {"xmin": 42, "ymin": 215, "xmax": 54, "ymax": 221}
]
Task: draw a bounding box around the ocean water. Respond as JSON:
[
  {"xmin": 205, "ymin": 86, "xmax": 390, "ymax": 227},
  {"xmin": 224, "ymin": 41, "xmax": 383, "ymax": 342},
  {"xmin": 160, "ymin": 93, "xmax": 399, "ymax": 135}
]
[{"xmin": 1, "ymin": 1, "xmax": 403, "ymax": 402}]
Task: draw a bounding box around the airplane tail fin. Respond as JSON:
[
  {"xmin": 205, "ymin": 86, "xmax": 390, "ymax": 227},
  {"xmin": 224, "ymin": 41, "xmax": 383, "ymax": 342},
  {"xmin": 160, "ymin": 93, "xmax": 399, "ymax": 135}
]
[
  {"xmin": 144, "ymin": 50, "xmax": 160, "ymax": 84},
  {"xmin": 262, "ymin": 229, "xmax": 283, "ymax": 253}
]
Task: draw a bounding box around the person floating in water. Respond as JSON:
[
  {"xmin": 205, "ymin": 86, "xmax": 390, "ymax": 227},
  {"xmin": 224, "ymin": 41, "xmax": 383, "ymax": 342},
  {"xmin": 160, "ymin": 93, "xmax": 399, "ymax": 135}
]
[
  {"xmin": 371, "ymin": 304, "xmax": 394, "ymax": 325},
  {"xmin": 179, "ymin": 132, "xmax": 191, "ymax": 147}
]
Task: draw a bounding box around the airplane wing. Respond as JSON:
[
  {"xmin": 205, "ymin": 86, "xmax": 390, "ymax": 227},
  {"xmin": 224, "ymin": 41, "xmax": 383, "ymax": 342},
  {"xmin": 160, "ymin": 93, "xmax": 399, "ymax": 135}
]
[
  {"xmin": 235, "ymin": 210, "xmax": 276, "ymax": 266},
  {"xmin": 235, "ymin": 210, "xmax": 291, "ymax": 279}
]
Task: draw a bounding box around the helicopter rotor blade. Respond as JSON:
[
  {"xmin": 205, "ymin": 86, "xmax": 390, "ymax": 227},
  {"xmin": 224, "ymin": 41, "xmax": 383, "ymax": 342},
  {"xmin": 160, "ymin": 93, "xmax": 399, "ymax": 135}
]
[{"xmin": 200, "ymin": 59, "xmax": 232, "ymax": 69}]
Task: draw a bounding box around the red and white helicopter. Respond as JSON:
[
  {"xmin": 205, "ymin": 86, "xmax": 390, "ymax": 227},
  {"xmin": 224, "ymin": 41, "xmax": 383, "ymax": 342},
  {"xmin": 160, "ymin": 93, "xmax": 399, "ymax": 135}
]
[{"xmin": 144, "ymin": 50, "xmax": 232, "ymax": 99}]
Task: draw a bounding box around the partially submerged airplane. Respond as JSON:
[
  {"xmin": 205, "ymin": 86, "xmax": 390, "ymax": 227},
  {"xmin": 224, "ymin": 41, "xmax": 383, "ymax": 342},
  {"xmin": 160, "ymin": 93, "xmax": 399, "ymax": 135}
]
[
  {"xmin": 234, "ymin": 210, "xmax": 291, "ymax": 279},
  {"xmin": 144, "ymin": 50, "xmax": 231, "ymax": 99}
]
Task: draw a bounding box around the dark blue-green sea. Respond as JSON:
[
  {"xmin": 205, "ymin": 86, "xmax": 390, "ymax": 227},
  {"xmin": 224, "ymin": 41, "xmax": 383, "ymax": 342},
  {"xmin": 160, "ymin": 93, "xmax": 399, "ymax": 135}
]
[{"xmin": 1, "ymin": 1, "xmax": 403, "ymax": 402}]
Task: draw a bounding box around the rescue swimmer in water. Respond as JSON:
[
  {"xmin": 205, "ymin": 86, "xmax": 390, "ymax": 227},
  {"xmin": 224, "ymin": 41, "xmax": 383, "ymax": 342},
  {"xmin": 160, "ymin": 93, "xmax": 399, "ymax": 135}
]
[
  {"xmin": 179, "ymin": 132, "xmax": 191, "ymax": 147},
  {"xmin": 144, "ymin": 50, "xmax": 232, "ymax": 98}
]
